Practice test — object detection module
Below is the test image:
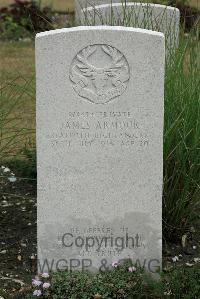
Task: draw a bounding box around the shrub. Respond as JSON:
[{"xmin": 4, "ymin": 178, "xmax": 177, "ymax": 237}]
[
  {"xmin": 7, "ymin": 147, "xmax": 37, "ymax": 180},
  {"xmin": 0, "ymin": 0, "xmax": 53, "ymax": 40},
  {"xmin": 0, "ymin": 14, "xmax": 31, "ymax": 40}
]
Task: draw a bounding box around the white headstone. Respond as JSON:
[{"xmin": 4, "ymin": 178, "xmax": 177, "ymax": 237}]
[
  {"xmin": 80, "ymin": 3, "xmax": 180, "ymax": 58},
  {"xmin": 36, "ymin": 26, "xmax": 164, "ymax": 274},
  {"xmin": 75, "ymin": 0, "xmax": 124, "ymax": 19}
]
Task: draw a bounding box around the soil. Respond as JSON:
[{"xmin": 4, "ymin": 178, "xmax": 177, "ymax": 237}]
[
  {"xmin": 0, "ymin": 176, "xmax": 37, "ymax": 298},
  {"xmin": 0, "ymin": 176, "xmax": 199, "ymax": 298}
]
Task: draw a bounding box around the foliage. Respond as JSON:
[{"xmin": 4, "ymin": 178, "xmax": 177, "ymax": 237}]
[
  {"xmin": 163, "ymin": 22, "xmax": 200, "ymax": 240},
  {"xmin": 0, "ymin": 0, "xmax": 53, "ymax": 40},
  {"xmin": 17, "ymin": 262, "xmax": 200, "ymax": 298},
  {"xmin": 162, "ymin": 264, "xmax": 200, "ymax": 298},
  {"xmin": 0, "ymin": 15, "xmax": 31, "ymax": 40},
  {"xmin": 23, "ymin": 264, "xmax": 163, "ymax": 299},
  {"xmin": 7, "ymin": 147, "xmax": 37, "ymax": 180},
  {"xmin": 0, "ymin": 79, "xmax": 34, "ymax": 163}
]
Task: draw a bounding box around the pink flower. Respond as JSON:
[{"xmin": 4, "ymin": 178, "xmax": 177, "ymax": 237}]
[
  {"xmin": 32, "ymin": 279, "xmax": 42, "ymax": 287},
  {"xmin": 33, "ymin": 289, "xmax": 42, "ymax": 296},
  {"xmin": 41, "ymin": 272, "xmax": 49, "ymax": 278},
  {"xmin": 43, "ymin": 282, "xmax": 50, "ymax": 289},
  {"xmin": 128, "ymin": 266, "xmax": 136, "ymax": 272},
  {"xmin": 112, "ymin": 261, "xmax": 119, "ymax": 268}
]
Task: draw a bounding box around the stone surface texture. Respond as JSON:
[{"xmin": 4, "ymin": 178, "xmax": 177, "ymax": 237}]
[{"xmin": 36, "ymin": 26, "xmax": 164, "ymax": 273}]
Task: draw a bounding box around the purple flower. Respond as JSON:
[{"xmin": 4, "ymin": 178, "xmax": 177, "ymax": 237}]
[
  {"xmin": 33, "ymin": 289, "xmax": 42, "ymax": 296},
  {"xmin": 43, "ymin": 282, "xmax": 50, "ymax": 289},
  {"xmin": 32, "ymin": 279, "xmax": 42, "ymax": 287},
  {"xmin": 112, "ymin": 261, "xmax": 119, "ymax": 268},
  {"xmin": 41, "ymin": 272, "xmax": 49, "ymax": 278},
  {"xmin": 128, "ymin": 266, "xmax": 136, "ymax": 272}
]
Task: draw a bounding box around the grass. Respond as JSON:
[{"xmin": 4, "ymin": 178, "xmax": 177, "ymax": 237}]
[
  {"xmin": 40, "ymin": 0, "xmax": 74, "ymax": 11},
  {"xmin": 0, "ymin": 79, "xmax": 35, "ymax": 160},
  {"xmin": 0, "ymin": 41, "xmax": 35, "ymax": 159},
  {"xmin": 163, "ymin": 26, "xmax": 200, "ymax": 239},
  {"xmin": 0, "ymin": 41, "xmax": 35, "ymax": 82}
]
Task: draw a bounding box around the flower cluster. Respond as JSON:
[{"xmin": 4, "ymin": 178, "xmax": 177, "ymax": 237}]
[
  {"xmin": 32, "ymin": 273, "xmax": 51, "ymax": 297},
  {"xmin": 0, "ymin": 165, "xmax": 17, "ymax": 182},
  {"xmin": 112, "ymin": 261, "xmax": 137, "ymax": 272}
]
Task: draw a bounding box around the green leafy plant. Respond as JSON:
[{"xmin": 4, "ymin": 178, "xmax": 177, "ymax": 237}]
[
  {"xmin": 0, "ymin": 15, "xmax": 31, "ymax": 40},
  {"xmin": 18, "ymin": 262, "xmax": 200, "ymax": 298},
  {"xmin": 0, "ymin": 0, "xmax": 54, "ymax": 40}
]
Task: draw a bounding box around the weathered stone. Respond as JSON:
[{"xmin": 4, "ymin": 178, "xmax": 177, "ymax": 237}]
[{"xmin": 36, "ymin": 26, "xmax": 164, "ymax": 274}]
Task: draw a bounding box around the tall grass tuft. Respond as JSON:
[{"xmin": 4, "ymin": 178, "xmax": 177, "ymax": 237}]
[
  {"xmin": 0, "ymin": 78, "xmax": 35, "ymax": 163},
  {"xmin": 163, "ymin": 22, "xmax": 200, "ymax": 240}
]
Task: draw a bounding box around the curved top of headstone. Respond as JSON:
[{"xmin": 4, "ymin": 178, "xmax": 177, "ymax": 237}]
[
  {"xmin": 36, "ymin": 25, "xmax": 164, "ymax": 39},
  {"xmin": 82, "ymin": 2, "xmax": 180, "ymax": 14}
]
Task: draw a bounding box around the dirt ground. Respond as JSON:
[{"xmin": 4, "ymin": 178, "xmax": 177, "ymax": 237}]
[{"xmin": 0, "ymin": 176, "xmax": 37, "ymax": 298}]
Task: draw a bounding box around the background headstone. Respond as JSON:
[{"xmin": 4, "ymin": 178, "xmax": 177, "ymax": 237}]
[
  {"xmin": 80, "ymin": 3, "xmax": 180, "ymax": 59},
  {"xmin": 36, "ymin": 26, "xmax": 164, "ymax": 273},
  {"xmin": 75, "ymin": 0, "xmax": 125, "ymax": 19}
]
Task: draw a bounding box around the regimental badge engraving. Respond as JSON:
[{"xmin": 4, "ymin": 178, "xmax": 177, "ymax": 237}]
[{"xmin": 69, "ymin": 44, "xmax": 130, "ymax": 104}]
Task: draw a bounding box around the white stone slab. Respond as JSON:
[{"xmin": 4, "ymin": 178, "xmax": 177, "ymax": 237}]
[
  {"xmin": 80, "ymin": 3, "xmax": 180, "ymax": 58},
  {"xmin": 75, "ymin": 0, "xmax": 124, "ymax": 19},
  {"xmin": 36, "ymin": 26, "xmax": 164, "ymax": 274}
]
